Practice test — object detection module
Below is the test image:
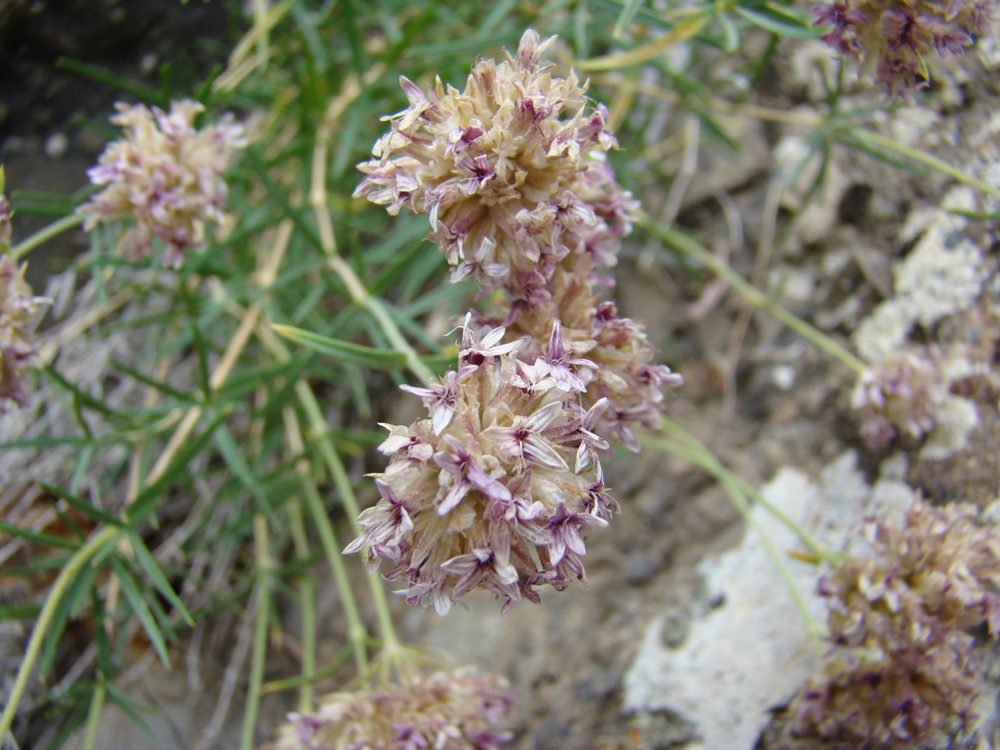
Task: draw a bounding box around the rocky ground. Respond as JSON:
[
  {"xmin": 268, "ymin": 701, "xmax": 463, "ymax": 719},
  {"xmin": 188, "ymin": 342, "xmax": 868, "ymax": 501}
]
[{"xmin": 3, "ymin": 4, "xmax": 1000, "ymax": 750}]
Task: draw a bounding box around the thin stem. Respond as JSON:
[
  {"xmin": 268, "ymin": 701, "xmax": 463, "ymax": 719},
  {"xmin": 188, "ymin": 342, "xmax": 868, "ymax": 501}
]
[
  {"xmin": 281, "ymin": 402, "xmax": 370, "ymax": 679},
  {"xmin": 843, "ymin": 128, "xmax": 1000, "ymax": 203},
  {"xmin": 240, "ymin": 515, "xmax": 272, "ymax": 750},
  {"xmin": 260, "ymin": 325, "xmax": 402, "ymax": 646},
  {"xmin": 649, "ymin": 417, "xmax": 838, "ymax": 562},
  {"xmin": 10, "ymin": 212, "xmax": 85, "ymax": 261},
  {"xmin": 641, "ymin": 214, "xmax": 867, "ymax": 375},
  {"xmin": 641, "ymin": 428, "xmax": 825, "ymax": 643},
  {"xmin": 294, "ymin": 379, "xmax": 404, "ymax": 661},
  {"xmin": 299, "ymin": 466, "xmax": 371, "ymax": 679},
  {"xmin": 282, "ymin": 406, "xmax": 324, "ymax": 711},
  {"xmin": 309, "ymin": 75, "xmax": 435, "ymax": 388},
  {"xmin": 80, "ymin": 679, "xmax": 107, "ymax": 750},
  {"xmin": 0, "ymin": 525, "xmax": 119, "ymax": 740}
]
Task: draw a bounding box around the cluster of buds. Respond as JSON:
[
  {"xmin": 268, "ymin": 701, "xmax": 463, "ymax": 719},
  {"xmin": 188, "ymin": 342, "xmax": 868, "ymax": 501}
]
[
  {"xmin": 351, "ymin": 30, "xmax": 681, "ymax": 611},
  {"xmin": 851, "ymin": 347, "xmax": 950, "ymax": 453},
  {"xmin": 266, "ymin": 668, "xmax": 513, "ymax": 750},
  {"xmin": 346, "ymin": 319, "xmax": 616, "ymax": 614},
  {"xmin": 1, "ymin": 181, "xmax": 52, "ymax": 409},
  {"xmin": 811, "ymin": 0, "xmax": 997, "ymax": 95},
  {"xmin": 789, "ymin": 499, "xmax": 1000, "ymax": 747},
  {"xmin": 81, "ymin": 99, "xmax": 245, "ymax": 268}
]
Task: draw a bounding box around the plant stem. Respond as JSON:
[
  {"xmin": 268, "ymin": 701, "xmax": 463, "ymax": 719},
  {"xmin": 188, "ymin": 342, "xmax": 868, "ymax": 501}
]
[
  {"xmin": 80, "ymin": 679, "xmax": 107, "ymax": 750},
  {"xmin": 285, "ymin": 494, "xmax": 316, "ymax": 713},
  {"xmin": 299, "ymin": 464, "xmax": 371, "ymax": 680},
  {"xmin": 240, "ymin": 515, "xmax": 272, "ymax": 750},
  {"xmin": 641, "ymin": 214, "xmax": 867, "ymax": 375},
  {"xmin": 10, "ymin": 212, "xmax": 85, "ymax": 261},
  {"xmin": 652, "ymin": 417, "xmax": 838, "ymax": 562},
  {"xmin": 641, "ymin": 425, "xmax": 826, "ymax": 643},
  {"xmin": 0, "ymin": 525, "xmax": 119, "ymax": 740},
  {"xmin": 843, "ymin": 128, "xmax": 1000, "ymax": 203},
  {"xmin": 309, "ymin": 75, "xmax": 435, "ymax": 388},
  {"xmin": 294, "ymin": 379, "xmax": 403, "ymax": 661}
]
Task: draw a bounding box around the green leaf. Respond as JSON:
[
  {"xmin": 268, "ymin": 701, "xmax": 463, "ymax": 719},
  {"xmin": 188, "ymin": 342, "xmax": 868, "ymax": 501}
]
[
  {"xmin": 614, "ymin": 0, "xmax": 648, "ymax": 37},
  {"xmin": 104, "ymin": 683, "xmax": 157, "ymax": 740},
  {"xmin": 57, "ymin": 59, "xmax": 167, "ymax": 106},
  {"xmin": 40, "ymin": 554, "xmax": 104, "ymax": 674},
  {"xmin": 39, "ymin": 483, "xmax": 122, "ymax": 528},
  {"xmin": 273, "ymin": 324, "xmax": 409, "ymax": 370},
  {"xmin": 214, "ymin": 425, "xmax": 277, "ymax": 523},
  {"xmin": 732, "ymin": 5, "xmax": 818, "ymax": 38},
  {"xmin": 128, "ymin": 407, "xmax": 232, "ymax": 524},
  {"xmin": 0, "ymin": 520, "xmax": 81, "ymax": 549},
  {"xmin": 127, "ymin": 531, "xmax": 195, "ymax": 626},
  {"xmin": 110, "ymin": 558, "xmax": 172, "ymax": 667}
]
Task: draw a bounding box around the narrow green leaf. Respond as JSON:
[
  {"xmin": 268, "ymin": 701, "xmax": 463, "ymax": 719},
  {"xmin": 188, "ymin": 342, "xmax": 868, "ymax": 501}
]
[
  {"xmin": 0, "ymin": 520, "xmax": 81, "ymax": 549},
  {"xmin": 128, "ymin": 407, "xmax": 232, "ymax": 524},
  {"xmin": 127, "ymin": 531, "xmax": 195, "ymax": 626},
  {"xmin": 57, "ymin": 59, "xmax": 167, "ymax": 106},
  {"xmin": 104, "ymin": 683, "xmax": 157, "ymax": 740},
  {"xmin": 40, "ymin": 556, "xmax": 103, "ymax": 674},
  {"xmin": 110, "ymin": 558, "xmax": 172, "ymax": 667},
  {"xmin": 273, "ymin": 324, "xmax": 408, "ymax": 370},
  {"xmin": 733, "ymin": 5, "xmax": 818, "ymax": 38},
  {"xmin": 39, "ymin": 483, "xmax": 122, "ymax": 528},
  {"xmin": 214, "ymin": 425, "xmax": 277, "ymax": 524},
  {"xmin": 110, "ymin": 361, "xmax": 197, "ymax": 402},
  {"xmin": 614, "ymin": 0, "xmax": 647, "ymax": 37}
]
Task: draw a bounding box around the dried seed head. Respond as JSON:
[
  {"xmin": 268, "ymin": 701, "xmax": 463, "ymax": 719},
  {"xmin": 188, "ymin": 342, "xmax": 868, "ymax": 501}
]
[
  {"xmin": 268, "ymin": 668, "xmax": 514, "ymax": 750},
  {"xmin": 81, "ymin": 100, "xmax": 246, "ymax": 267}
]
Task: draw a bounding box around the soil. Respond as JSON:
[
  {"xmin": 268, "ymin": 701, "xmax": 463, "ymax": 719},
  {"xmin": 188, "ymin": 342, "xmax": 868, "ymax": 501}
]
[{"xmin": 3, "ymin": 5, "xmax": 1000, "ymax": 750}]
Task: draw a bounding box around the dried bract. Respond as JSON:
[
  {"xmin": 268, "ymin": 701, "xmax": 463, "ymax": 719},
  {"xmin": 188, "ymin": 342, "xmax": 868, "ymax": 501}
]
[
  {"xmin": 346, "ymin": 321, "xmax": 617, "ymax": 614},
  {"xmin": 267, "ymin": 669, "xmax": 513, "ymax": 750},
  {"xmin": 789, "ymin": 499, "xmax": 1000, "ymax": 747},
  {"xmin": 81, "ymin": 100, "xmax": 246, "ymax": 267}
]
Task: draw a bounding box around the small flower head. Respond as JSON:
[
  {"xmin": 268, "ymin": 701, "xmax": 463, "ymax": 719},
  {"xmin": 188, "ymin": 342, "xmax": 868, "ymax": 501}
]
[
  {"xmin": 347, "ymin": 322, "xmax": 616, "ymax": 614},
  {"xmin": 852, "ymin": 347, "xmax": 949, "ymax": 452},
  {"xmin": 811, "ymin": 0, "xmax": 996, "ymax": 94},
  {"xmin": 0, "ymin": 255, "xmax": 51, "ymax": 409},
  {"xmin": 789, "ymin": 499, "xmax": 1000, "ymax": 747},
  {"xmin": 355, "ymin": 30, "xmax": 631, "ymax": 305},
  {"xmin": 268, "ymin": 668, "xmax": 514, "ymax": 750},
  {"xmin": 81, "ymin": 100, "xmax": 246, "ymax": 267}
]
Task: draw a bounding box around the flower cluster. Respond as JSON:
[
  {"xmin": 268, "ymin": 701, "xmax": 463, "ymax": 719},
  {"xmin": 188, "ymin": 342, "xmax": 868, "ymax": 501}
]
[
  {"xmin": 347, "ymin": 320, "xmax": 616, "ymax": 614},
  {"xmin": 0, "ymin": 256, "xmax": 51, "ymax": 409},
  {"xmin": 1, "ymin": 185, "xmax": 51, "ymax": 410},
  {"xmin": 351, "ymin": 30, "xmax": 681, "ymax": 612},
  {"xmin": 81, "ymin": 99, "xmax": 245, "ymax": 267},
  {"xmin": 789, "ymin": 499, "xmax": 1000, "ymax": 747},
  {"xmin": 354, "ymin": 30, "xmax": 628, "ymax": 305},
  {"xmin": 851, "ymin": 347, "xmax": 949, "ymax": 453},
  {"xmin": 356, "ymin": 29, "xmax": 680, "ymax": 452},
  {"xmin": 267, "ymin": 668, "xmax": 513, "ymax": 750},
  {"xmin": 811, "ymin": 0, "xmax": 997, "ymax": 95}
]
